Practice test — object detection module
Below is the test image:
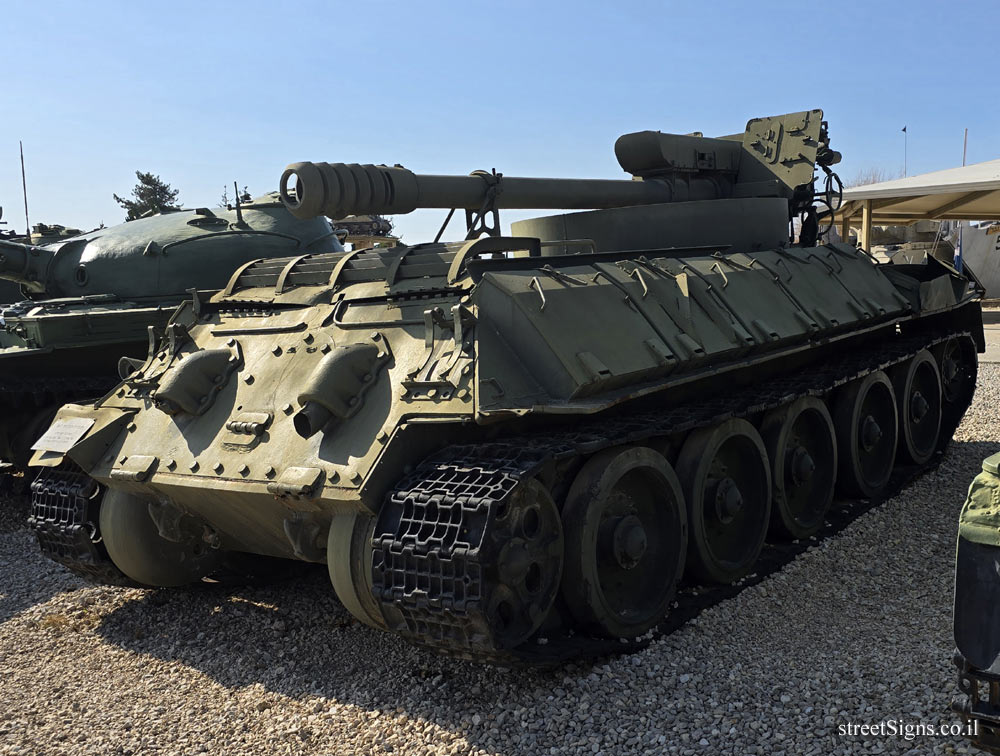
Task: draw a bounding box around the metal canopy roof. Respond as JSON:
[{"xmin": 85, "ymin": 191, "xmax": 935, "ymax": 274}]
[
  {"xmin": 832, "ymin": 158, "xmax": 1000, "ymax": 247},
  {"xmin": 835, "ymin": 160, "xmax": 1000, "ymax": 225}
]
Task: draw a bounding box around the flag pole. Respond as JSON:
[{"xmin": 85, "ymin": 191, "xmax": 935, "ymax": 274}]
[
  {"xmin": 957, "ymin": 128, "xmax": 968, "ymax": 273},
  {"xmin": 901, "ymin": 126, "xmax": 907, "ymax": 177}
]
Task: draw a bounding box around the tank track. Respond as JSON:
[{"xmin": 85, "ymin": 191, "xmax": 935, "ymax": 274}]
[
  {"xmin": 374, "ymin": 329, "xmax": 976, "ymax": 665},
  {"xmin": 27, "ymin": 466, "xmax": 138, "ymax": 587}
]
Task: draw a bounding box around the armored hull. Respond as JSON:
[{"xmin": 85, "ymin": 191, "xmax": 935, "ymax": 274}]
[{"xmin": 30, "ymin": 111, "xmax": 984, "ymax": 663}]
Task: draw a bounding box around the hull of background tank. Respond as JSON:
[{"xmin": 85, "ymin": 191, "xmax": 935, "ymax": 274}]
[
  {"xmin": 961, "ymin": 224, "xmax": 1000, "ymax": 298},
  {"xmin": 0, "ymin": 281, "xmax": 21, "ymax": 304},
  {"xmin": 0, "ymin": 298, "xmax": 177, "ymax": 468},
  {"xmin": 0, "ymin": 337, "xmax": 153, "ymax": 467}
]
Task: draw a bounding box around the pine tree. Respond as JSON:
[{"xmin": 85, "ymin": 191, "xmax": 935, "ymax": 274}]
[{"xmin": 113, "ymin": 171, "xmax": 181, "ymax": 220}]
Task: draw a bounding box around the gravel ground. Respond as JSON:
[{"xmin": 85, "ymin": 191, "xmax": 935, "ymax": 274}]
[{"xmin": 1, "ymin": 367, "xmax": 998, "ymax": 756}]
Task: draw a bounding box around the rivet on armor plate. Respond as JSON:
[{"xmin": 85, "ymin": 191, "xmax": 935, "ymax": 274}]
[
  {"xmin": 165, "ymin": 458, "xmax": 176, "ymax": 470},
  {"xmin": 213, "ymin": 462, "xmax": 224, "ymax": 474},
  {"xmin": 119, "ymin": 456, "xmax": 128, "ymax": 464},
  {"xmin": 189, "ymin": 461, "xmax": 200, "ymax": 472},
  {"xmin": 320, "ymin": 344, "xmax": 331, "ymax": 354},
  {"xmin": 238, "ymin": 464, "xmax": 250, "ymax": 476},
  {"xmin": 371, "ymin": 332, "xmax": 381, "ymax": 340},
  {"xmin": 282, "ymin": 403, "xmax": 294, "ymax": 414},
  {"xmin": 428, "ymin": 389, "xmax": 437, "ymax": 399},
  {"xmin": 351, "ymin": 472, "xmax": 363, "ymax": 484},
  {"xmin": 243, "ymin": 374, "xmax": 254, "ymax": 385},
  {"xmin": 271, "ymin": 345, "xmax": 282, "ymax": 356},
  {"xmin": 127, "ymin": 423, "xmax": 137, "ymax": 432},
  {"xmin": 458, "ymin": 389, "xmax": 470, "ymax": 400},
  {"xmin": 329, "ymin": 469, "xmax": 340, "ymax": 482},
  {"xmin": 303, "ymin": 333, "xmax": 314, "ymax": 344},
  {"xmin": 264, "ymin": 465, "xmax": 276, "ymax": 478},
  {"xmin": 377, "ymin": 430, "xmax": 389, "ymax": 443},
  {"xmin": 226, "ymin": 338, "xmax": 236, "ymax": 347}
]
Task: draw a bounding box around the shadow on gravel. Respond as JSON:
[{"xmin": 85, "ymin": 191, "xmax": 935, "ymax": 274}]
[
  {"xmin": 0, "ymin": 491, "xmax": 29, "ymax": 535},
  {"xmin": 94, "ymin": 563, "xmax": 570, "ymax": 754},
  {"xmin": 90, "ymin": 439, "xmax": 999, "ymax": 753},
  {"xmin": 0, "ymin": 532, "xmax": 88, "ymax": 624}
]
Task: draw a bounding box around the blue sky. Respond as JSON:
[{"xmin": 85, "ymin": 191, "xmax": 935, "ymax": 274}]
[{"xmin": 2, "ymin": 0, "xmax": 998, "ymax": 242}]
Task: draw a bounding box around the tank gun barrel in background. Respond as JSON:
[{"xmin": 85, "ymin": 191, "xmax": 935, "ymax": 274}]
[
  {"xmin": 280, "ymin": 162, "xmax": 678, "ymax": 220},
  {"xmin": 0, "ymin": 239, "xmax": 51, "ymax": 291}
]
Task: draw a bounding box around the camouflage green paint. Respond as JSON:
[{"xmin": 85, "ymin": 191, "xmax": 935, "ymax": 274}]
[{"xmin": 958, "ymin": 453, "xmax": 1000, "ymax": 547}]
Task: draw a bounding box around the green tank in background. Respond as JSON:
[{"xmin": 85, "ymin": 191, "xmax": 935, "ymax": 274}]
[
  {"xmin": 30, "ymin": 110, "xmax": 984, "ymax": 663},
  {"xmin": 0, "ymin": 193, "xmax": 342, "ymax": 487},
  {"xmin": 0, "ymin": 207, "xmax": 28, "ymax": 304},
  {"xmin": 953, "ymin": 453, "xmax": 1000, "ymax": 752}
]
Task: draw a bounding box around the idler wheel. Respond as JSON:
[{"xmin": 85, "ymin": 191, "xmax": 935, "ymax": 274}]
[
  {"xmin": 891, "ymin": 350, "xmax": 942, "ymax": 465},
  {"xmin": 833, "ymin": 370, "xmax": 898, "ymax": 499},
  {"xmin": 676, "ymin": 419, "xmax": 771, "ymax": 584},
  {"xmin": 99, "ymin": 488, "xmax": 220, "ymax": 587},
  {"xmin": 936, "ymin": 336, "xmax": 977, "ymax": 435},
  {"xmin": 327, "ymin": 510, "xmax": 386, "ymax": 630},
  {"xmin": 761, "ymin": 396, "xmax": 837, "ymax": 540},
  {"xmin": 560, "ymin": 446, "xmax": 687, "ymax": 639}
]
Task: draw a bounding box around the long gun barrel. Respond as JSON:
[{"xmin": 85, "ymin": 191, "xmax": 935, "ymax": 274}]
[
  {"xmin": 281, "ymin": 111, "xmax": 835, "ymax": 224},
  {"xmin": 280, "ymin": 162, "xmax": 678, "ymax": 220},
  {"xmin": 0, "ymin": 239, "xmax": 52, "ymax": 291}
]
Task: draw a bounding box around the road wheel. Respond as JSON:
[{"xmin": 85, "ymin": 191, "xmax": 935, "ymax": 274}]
[
  {"xmin": 677, "ymin": 419, "xmax": 771, "ymax": 584},
  {"xmin": 833, "ymin": 370, "xmax": 898, "ymax": 498},
  {"xmin": 761, "ymin": 396, "xmax": 837, "ymax": 540},
  {"xmin": 937, "ymin": 336, "xmax": 977, "ymax": 436},
  {"xmin": 561, "ymin": 446, "xmax": 687, "ymax": 638},
  {"xmin": 892, "ymin": 350, "xmax": 942, "ymax": 465},
  {"xmin": 99, "ymin": 488, "xmax": 220, "ymax": 587}
]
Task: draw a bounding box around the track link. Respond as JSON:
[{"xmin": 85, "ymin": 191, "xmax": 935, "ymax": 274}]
[
  {"xmin": 374, "ymin": 330, "xmax": 976, "ymax": 665},
  {"xmin": 27, "ymin": 466, "xmax": 139, "ymax": 587}
]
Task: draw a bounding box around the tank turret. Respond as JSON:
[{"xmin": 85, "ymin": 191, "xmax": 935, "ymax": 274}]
[
  {"xmin": 27, "ymin": 111, "xmax": 983, "ymax": 664},
  {"xmin": 0, "ymin": 193, "xmax": 338, "ymax": 299}
]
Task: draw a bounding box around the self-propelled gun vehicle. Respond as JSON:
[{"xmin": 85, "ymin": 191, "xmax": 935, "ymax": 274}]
[{"xmin": 30, "ymin": 110, "xmax": 983, "ymax": 663}]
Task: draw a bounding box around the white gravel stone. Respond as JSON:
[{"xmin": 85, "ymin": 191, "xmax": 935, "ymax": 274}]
[{"xmin": 2, "ymin": 365, "xmax": 997, "ymax": 755}]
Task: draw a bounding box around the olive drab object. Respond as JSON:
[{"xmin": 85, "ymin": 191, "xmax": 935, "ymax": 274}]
[
  {"xmin": 31, "ymin": 111, "xmax": 985, "ymax": 664},
  {"xmin": 953, "ymin": 454, "xmax": 1000, "ymax": 752},
  {"xmin": 0, "ymin": 193, "xmax": 341, "ymax": 474}
]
